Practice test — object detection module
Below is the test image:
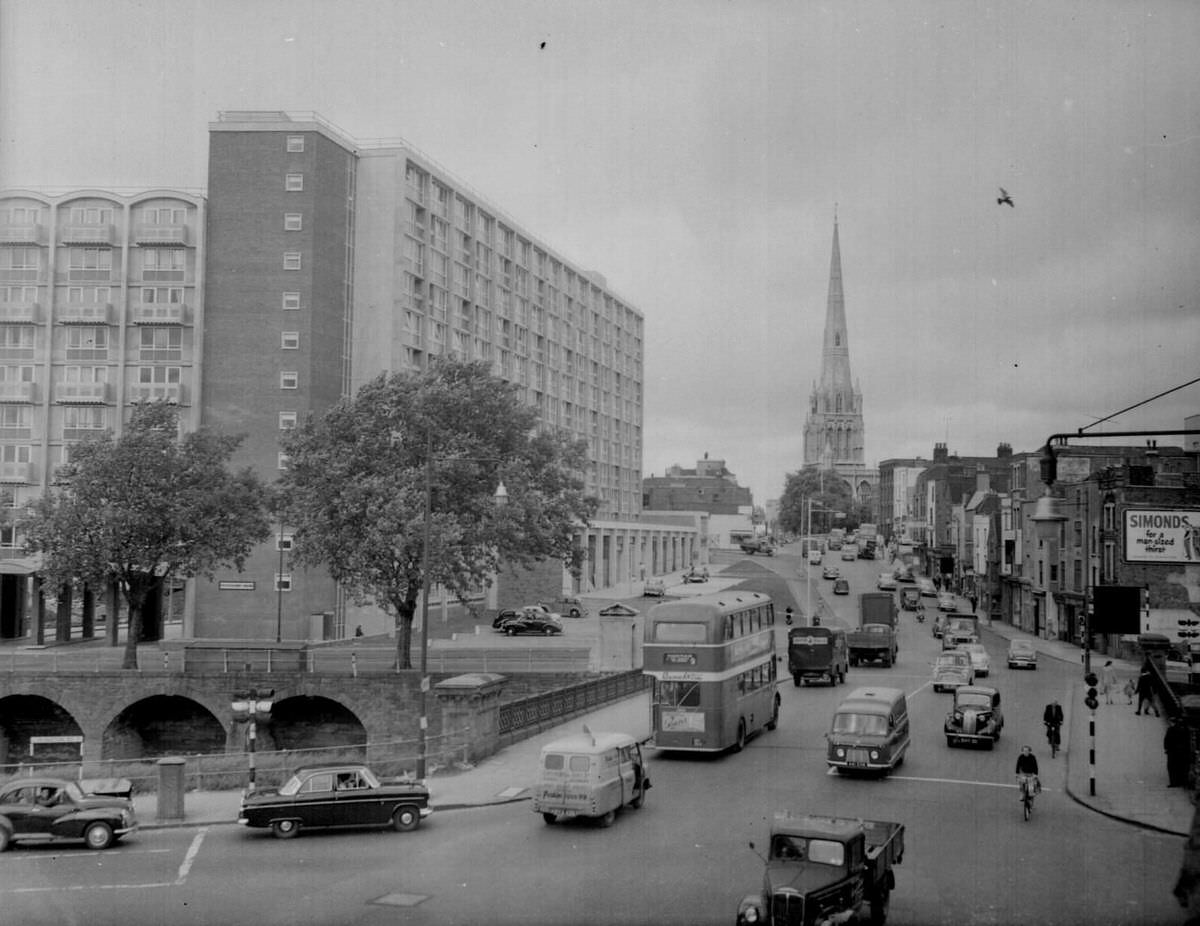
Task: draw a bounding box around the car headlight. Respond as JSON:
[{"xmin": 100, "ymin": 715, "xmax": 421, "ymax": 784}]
[
  {"xmin": 741, "ymin": 907, "xmax": 760, "ymax": 924},
  {"xmin": 870, "ymin": 750, "xmax": 879, "ymax": 760},
  {"xmin": 953, "ymin": 712, "xmax": 963, "ymax": 724},
  {"xmin": 836, "ymin": 747, "xmax": 845, "ymax": 758}
]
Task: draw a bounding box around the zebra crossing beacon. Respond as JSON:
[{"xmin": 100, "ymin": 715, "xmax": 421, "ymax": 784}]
[{"xmin": 642, "ymin": 591, "xmax": 780, "ymax": 753}]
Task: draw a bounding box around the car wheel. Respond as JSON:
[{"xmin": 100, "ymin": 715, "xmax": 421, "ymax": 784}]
[
  {"xmin": 0, "ymin": 826, "xmax": 11, "ymax": 852},
  {"xmin": 84, "ymin": 821, "xmax": 114, "ymax": 850},
  {"xmin": 392, "ymin": 805, "xmax": 420, "ymax": 832},
  {"xmin": 543, "ymin": 627, "xmax": 554, "ymax": 635},
  {"xmin": 569, "ymin": 608, "xmax": 581, "ymax": 618},
  {"xmin": 946, "ymin": 736, "xmax": 955, "ymax": 747},
  {"xmin": 793, "ymin": 675, "xmax": 802, "ymax": 687},
  {"xmin": 598, "ymin": 810, "xmax": 616, "ymax": 828},
  {"xmin": 542, "ymin": 812, "xmax": 557, "ymax": 825},
  {"xmin": 506, "ymin": 627, "xmax": 517, "ymax": 636},
  {"xmin": 271, "ymin": 819, "xmax": 301, "ymax": 839}
]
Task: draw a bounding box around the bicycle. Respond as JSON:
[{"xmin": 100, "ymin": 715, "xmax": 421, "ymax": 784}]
[
  {"xmin": 1045, "ymin": 722, "xmax": 1061, "ymax": 758},
  {"xmin": 1018, "ymin": 775, "xmax": 1036, "ymax": 821}
]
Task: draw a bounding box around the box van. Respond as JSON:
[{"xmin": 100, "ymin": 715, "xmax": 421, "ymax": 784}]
[
  {"xmin": 825, "ymin": 687, "xmax": 910, "ymax": 774},
  {"xmin": 532, "ymin": 727, "xmax": 650, "ymax": 827},
  {"xmin": 788, "ymin": 626, "xmax": 849, "ymax": 687}
]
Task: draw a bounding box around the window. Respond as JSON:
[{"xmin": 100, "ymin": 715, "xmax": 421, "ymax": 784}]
[
  {"xmin": 0, "ymin": 248, "xmax": 39, "ymax": 278},
  {"xmin": 0, "ymin": 326, "xmax": 35, "ymax": 357},
  {"xmin": 140, "ymin": 287, "xmax": 184, "ymax": 303},
  {"xmin": 0, "ymin": 286, "xmax": 37, "ymax": 303},
  {"xmin": 142, "ymin": 249, "xmax": 185, "ymax": 280},
  {"xmin": 0, "ymin": 365, "xmax": 34, "ymax": 383},
  {"xmin": 280, "ymin": 372, "xmax": 298, "ymax": 389},
  {"xmin": 286, "ymin": 135, "xmax": 305, "ymax": 152},
  {"xmin": 278, "ymin": 411, "xmax": 297, "ymax": 430},
  {"xmin": 283, "ymin": 252, "xmax": 302, "ymax": 270},
  {"xmin": 141, "ymin": 207, "xmax": 184, "ymax": 225},
  {"xmin": 277, "ymin": 452, "xmax": 290, "ymax": 470},
  {"xmin": 137, "ymin": 366, "xmax": 180, "ymax": 385},
  {"xmin": 274, "ymin": 574, "xmax": 292, "ymax": 592},
  {"xmin": 62, "ymin": 365, "xmax": 107, "ymax": 384},
  {"xmin": 65, "ymin": 326, "xmax": 108, "ymax": 359},
  {"xmin": 62, "ymin": 406, "xmax": 105, "ymax": 432},
  {"xmin": 281, "ymin": 331, "xmax": 299, "ymax": 349},
  {"xmin": 69, "ymin": 207, "xmax": 114, "ymax": 225},
  {"xmin": 282, "ymin": 292, "xmax": 301, "ymax": 310},
  {"xmin": 284, "ymin": 213, "xmax": 303, "ymax": 231},
  {"xmin": 285, "ymin": 173, "xmax": 304, "ymax": 191},
  {"xmin": 138, "ymin": 327, "xmax": 181, "ymax": 361},
  {"xmin": 67, "ymin": 247, "xmax": 112, "ymax": 271},
  {"xmin": 0, "ymin": 406, "xmax": 31, "ymax": 430},
  {"xmin": 276, "ymin": 532, "xmax": 294, "ymax": 552}
]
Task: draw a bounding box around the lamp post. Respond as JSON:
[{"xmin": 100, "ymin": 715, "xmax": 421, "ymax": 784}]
[
  {"xmin": 805, "ymin": 499, "xmax": 841, "ymax": 624},
  {"xmin": 231, "ymin": 687, "xmax": 274, "ymax": 792},
  {"xmin": 415, "ymin": 440, "xmax": 508, "ymax": 780},
  {"xmin": 275, "ymin": 523, "xmax": 288, "ymax": 644}
]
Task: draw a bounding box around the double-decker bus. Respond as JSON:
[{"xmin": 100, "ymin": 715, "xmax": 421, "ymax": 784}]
[{"xmin": 643, "ymin": 591, "xmax": 780, "ymax": 752}]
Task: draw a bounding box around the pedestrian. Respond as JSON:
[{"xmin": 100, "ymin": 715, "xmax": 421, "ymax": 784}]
[
  {"xmin": 1166, "ymin": 720, "xmax": 1193, "ymax": 788},
  {"xmin": 1135, "ymin": 661, "xmax": 1161, "ymax": 717},
  {"xmin": 1100, "ymin": 659, "xmax": 1118, "ymax": 705},
  {"xmin": 969, "ymin": 593, "xmax": 978, "ymax": 614},
  {"xmin": 1123, "ymin": 677, "xmax": 1136, "ymax": 704}
]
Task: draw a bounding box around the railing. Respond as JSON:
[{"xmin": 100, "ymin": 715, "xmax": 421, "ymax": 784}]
[{"xmin": 497, "ymin": 670, "xmax": 649, "ymax": 738}]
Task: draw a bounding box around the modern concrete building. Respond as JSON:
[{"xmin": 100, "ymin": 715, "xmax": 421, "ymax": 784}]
[
  {"xmin": 0, "ymin": 188, "xmax": 206, "ymax": 639},
  {"xmin": 195, "ymin": 111, "xmax": 690, "ymax": 640}
]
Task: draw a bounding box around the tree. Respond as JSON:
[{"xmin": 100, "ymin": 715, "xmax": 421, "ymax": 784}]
[
  {"xmin": 278, "ymin": 360, "xmax": 596, "ymax": 669},
  {"xmin": 777, "ymin": 467, "xmax": 855, "ymax": 536},
  {"xmin": 23, "ymin": 403, "xmax": 272, "ymax": 669}
]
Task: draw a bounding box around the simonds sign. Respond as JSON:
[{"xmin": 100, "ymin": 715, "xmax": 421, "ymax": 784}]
[{"xmin": 1124, "ymin": 509, "xmax": 1200, "ymax": 563}]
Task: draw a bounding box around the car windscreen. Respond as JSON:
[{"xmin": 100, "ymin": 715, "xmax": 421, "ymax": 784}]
[
  {"xmin": 831, "ymin": 712, "xmax": 887, "ymax": 736},
  {"xmin": 957, "ymin": 693, "xmax": 991, "ymax": 709}
]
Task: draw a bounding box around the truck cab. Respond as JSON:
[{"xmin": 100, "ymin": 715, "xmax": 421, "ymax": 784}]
[{"xmin": 737, "ymin": 812, "xmax": 904, "ymax": 926}]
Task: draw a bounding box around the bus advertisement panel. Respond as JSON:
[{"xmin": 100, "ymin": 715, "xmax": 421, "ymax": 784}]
[{"xmin": 643, "ymin": 591, "xmax": 780, "ymax": 752}]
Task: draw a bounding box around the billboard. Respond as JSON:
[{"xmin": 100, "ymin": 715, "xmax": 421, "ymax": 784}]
[
  {"xmin": 1124, "ymin": 508, "xmax": 1200, "ymax": 564},
  {"xmin": 1090, "ymin": 585, "xmax": 1142, "ymax": 635}
]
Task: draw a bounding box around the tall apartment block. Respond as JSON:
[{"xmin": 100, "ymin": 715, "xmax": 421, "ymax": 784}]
[
  {"xmin": 0, "ymin": 189, "xmax": 205, "ymax": 639},
  {"xmin": 198, "ymin": 112, "xmax": 694, "ymax": 641}
]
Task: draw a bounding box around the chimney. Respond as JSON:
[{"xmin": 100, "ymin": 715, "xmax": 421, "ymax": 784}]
[
  {"xmin": 996, "ymin": 442, "xmax": 1012, "ymax": 458},
  {"xmin": 933, "ymin": 442, "xmax": 948, "ymax": 463},
  {"xmin": 976, "ymin": 465, "xmax": 990, "ymax": 494}
]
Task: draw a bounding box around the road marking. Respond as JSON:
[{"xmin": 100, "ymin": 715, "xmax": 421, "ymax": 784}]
[
  {"xmin": 825, "ymin": 766, "xmax": 1053, "ymax": 792},
  {"xmin": 176, "ymin": 827, "xmax": 208, "ymax": 885}
]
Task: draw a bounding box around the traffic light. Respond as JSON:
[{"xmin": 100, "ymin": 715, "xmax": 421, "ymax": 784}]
[
  {"xmin": 1180, "ymin": 618, "xmax": 1200, "ymax": 640},
  {"xmin": 1084, "ymin": 672, "xmax": 1099, "ymax": 711}
]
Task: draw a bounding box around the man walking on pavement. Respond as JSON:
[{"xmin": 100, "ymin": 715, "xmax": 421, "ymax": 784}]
[{"xmin": 1135, "ymin": 660, "xmax": 1161, "ymax": 717}]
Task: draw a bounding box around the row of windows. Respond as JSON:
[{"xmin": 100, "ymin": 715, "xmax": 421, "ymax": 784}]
[
  {"xmin": 0, "ymin": 364, "xmax": 182, "ymax": 384},
  {"xmin": 0, "ymin": 286, "xmax": 189, "ymax": 305},
  {"xmin": 0, "ymin": 206, "xmax": 190, "ymax": 226},
  {"xmin": 0, "ymin": 326, "xmax": 183, "ymax": 353},
  {"xmin": 722, "ymin": 604, "xmax": 776, "ymax": 641},
  {"xmin": 0, "ymin": 247, "xmax": 190, "ymax": 279}
]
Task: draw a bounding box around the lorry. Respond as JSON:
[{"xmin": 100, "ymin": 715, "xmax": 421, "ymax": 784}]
[
  {"xmin": 787, "ymin": 625, "xmax": 849, "ymax": 687},
  {"xmin": 736, "ymin": 812, "xmax": 905, "ymax": 926},
  {"xmin": 847, "ymin": 593, "xmax": 898, "ymax": 667},
  {"xmin": 740, "ymin": 538, "xmax": 774, "ymax": 556}
]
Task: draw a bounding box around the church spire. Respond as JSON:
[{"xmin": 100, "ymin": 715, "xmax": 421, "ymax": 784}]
[{"xmin": 820, "ymin": 216, "xmax": 853, "ymax": 393}]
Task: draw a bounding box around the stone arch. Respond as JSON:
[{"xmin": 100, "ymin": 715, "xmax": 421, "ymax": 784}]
[
  {"xmin": 0, "ymin": 694, "xmax": 84, "ymax": 768},
  {"xmin": 103, "ymin": 695, "xmax": 225, "ymax": 760},
  {"xmin": 265, "ymin": 695, "xmax": 367, "ymax": 753}
]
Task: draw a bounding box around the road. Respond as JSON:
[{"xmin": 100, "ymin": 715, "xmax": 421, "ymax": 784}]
[{"xmin": 0, "ymin": 549, "xmax": 1183, "ymax": 925}]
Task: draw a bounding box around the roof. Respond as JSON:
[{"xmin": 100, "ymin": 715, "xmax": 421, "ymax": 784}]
[
  {"xmin": 836, "ymin": 687, "xmax": 905, "ymax": 713},
  {"xmin": 771, "ymin": 812, "xmax": 870, "ymax": 839},
  {"xmin": 540, "ymin": 728, "xmax": 639, "ymax": 755}
]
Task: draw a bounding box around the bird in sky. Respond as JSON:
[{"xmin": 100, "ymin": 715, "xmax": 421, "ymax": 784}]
[{"xmin": 997, "ymin": 187, "xmax": 1014, "ymax": 207}]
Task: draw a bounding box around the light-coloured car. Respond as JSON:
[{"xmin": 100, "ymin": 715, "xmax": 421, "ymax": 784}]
[
  {"xmin": 841, "ymin": 545, "xmax": 858, "ymax": 561},
  {"xmin": 643, "ymin": 577, "xmax": 666, "ymax": 598},
  {"xmin": 822, "ymin": 566, "xmax": 840, "ymax": 580},
  {"xmin": 936, "ymin": 591, "xmax": 957, "ymax": 612},
  {"xmin": 807, "ymin": 549, "xmax": 823, "ymax": 565},
  {"xmin": 917, "ymin": 578, "xmax": 937, "ymax": 598},
  {"xmin": 959, "ymin": 642, "xmax": 990, "ymax": 677},
  {"xmin": 877, "ymin": 573, "xmax": 898, "ymax": 591},
  {"xmin": 932, "ymin": 650, "xmax": 974, "ymax": 692},
  {"xmin": 1007, "ymin": 639, "xmax": 1038, "ymax": 670}
]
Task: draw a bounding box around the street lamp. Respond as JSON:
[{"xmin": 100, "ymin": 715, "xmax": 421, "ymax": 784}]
[
  {"xmin": 805, "ymin": 498, "xmax": 842, "ymax": 624},
  {"xmin": 231, "ymin": 687, "xmax": 274, "ymax": 791},
  {"xmin": 415, "ymin": 439, "xmax": 508, "ymax": 780}
]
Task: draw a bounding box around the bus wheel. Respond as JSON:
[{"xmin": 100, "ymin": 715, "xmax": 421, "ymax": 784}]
[
  {"xmin": 733, "ymin": 720, "xmax": 747, "ymax": 752},
  {"xmin": 766, "ymin": 696, "xmax": 780, "ymax": 731}
]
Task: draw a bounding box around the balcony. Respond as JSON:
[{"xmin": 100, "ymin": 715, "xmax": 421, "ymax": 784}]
[
  {"xmin": 133, "ymin": 224, "xmax": 189, "ymax": 246},
  {"xmin": 0, "ymin": 462, "xmax": 32, "ymax": 484},
  {"xmin": 131, "ymin": 302, "xmax": 188, "ymax": 325},
  {"xmin": 0, "ymin": 302, "xmax": 39, "ymax": 324},
  {"xmin": 61, "ymin": 224, "xmax": 115, "ymax": 245},
  {"xmin": 0, "ymin": 222, "xmax": 43, "ymax": 245},
  {"xmin": 0, "ymin": 382, "xmax": 35, "ymax": 403},
  {"xmin": 56, "ymin": 381, "xmax": 108, "ymax": 404},
  {"xmin": 59, "ymin": 302, "xmax": 112, "ymax": 324},
  {"xmin": 129, "ymin": 382, "xmax": 182, "ymax": 404},
  {"xmin": 62, "ymin": 270, "xmax": 117, "ymax": 284}
]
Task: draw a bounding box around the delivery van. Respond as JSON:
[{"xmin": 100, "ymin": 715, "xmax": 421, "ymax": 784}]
[
  {"xmin": 532, "ymin": 727, "xmax": 650, "ymax": 827},
  {"xmin": 825, "ymin": 687, "xmax": 910, "ymax": 774}
]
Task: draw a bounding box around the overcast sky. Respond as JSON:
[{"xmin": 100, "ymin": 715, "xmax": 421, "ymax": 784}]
[{"xmin": 3, "ymin": 0, "xmax": 1197, "ymax": 503}]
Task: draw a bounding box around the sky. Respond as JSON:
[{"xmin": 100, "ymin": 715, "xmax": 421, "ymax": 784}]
[{"xmin": 2, "ymin": 0, "xmax": 1198, "ymax": 504}]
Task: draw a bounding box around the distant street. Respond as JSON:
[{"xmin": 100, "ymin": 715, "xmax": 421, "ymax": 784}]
[{"xmin": 0, "ymin": 549, "xmax": 1183, "ymax": 926}]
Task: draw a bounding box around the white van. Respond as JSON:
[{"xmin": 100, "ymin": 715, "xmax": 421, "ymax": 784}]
[{"xmin": 532, "ymin": 727, "xmax": 650, "ymax": 827}]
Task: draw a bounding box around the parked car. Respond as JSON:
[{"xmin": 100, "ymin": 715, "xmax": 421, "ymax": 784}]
[
  {"xmin": 545, "ymin": 596, "xmax": 589, "ymax": 618},
  {"xmin": 833, "ymin": 578, "xmax": 850, "ymax": 595},
  {"xmin": 877, "ymin": 573, "xmax": 898, "ymax": 591},
  {"xmin": 643, "ymin": 577, "xmax": 667, "ymax": 597},
  {"xmin": 0, "ymin": 777, "xmax": 137, "ymax": 852},
  {"xmin": 959, "ymin": 642, "xmax": 990, "ymax": 677},
  {"xmin": 238, "ymin": 764, "xmax": 432, "ymax": 839},
  {"xmin": 936, "ymin": 591, "xmax": 958, "ymax": 612},
  {"xmin": 932, "ymin": 650, "xmax": 974, "ymax": 692},
  {"xmin": 944, "ymin": 685, "xmax": 1004, "ymax": 748},
  {"xmin": 492, "ymin": 603, "xmax": 558, "ymax": 629},
  {"xmin": 683, "ymin": 566, "xmax": 709, "ymax": 584},
  {"xmin": 1007, "ymin": 638, "xmax": 1038, "ymax": 670},
  {"xmin": 917, "ymin": 578, "xmax": 938, "ymax": 598},
  {"xmin": 496, "ymin": 608, "xmax": 564, "ymax": 636},
  {"xmin": 822, "ymin": 566, "xmax": 840, "ymax": 580}
]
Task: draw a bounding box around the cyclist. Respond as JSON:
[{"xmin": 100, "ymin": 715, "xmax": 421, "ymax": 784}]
[
  {"xmin": 1015, "ymin": 745, "xmax": 1040, "ymax": 801},
  {"xmin": 1043, "ymin": 699, "xmax": 1064, "ymax": 755}
]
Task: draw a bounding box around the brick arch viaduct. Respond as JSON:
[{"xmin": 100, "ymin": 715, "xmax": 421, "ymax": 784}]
[{"xmin": 0, "ymin": 671, "xmax": 429, "ymax": 766}]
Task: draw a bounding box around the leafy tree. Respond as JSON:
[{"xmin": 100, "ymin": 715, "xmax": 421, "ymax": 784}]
[
  {"xmin": 278, "ymin": 360, "xmax": 596, "ymax": 669},
  {"xmin": 777, "ymin": 467, "xmax": 855, "ymax": 536},
  {"xmin": 23, "ymin": 403, "xmax": 272, "ymax": 669}
]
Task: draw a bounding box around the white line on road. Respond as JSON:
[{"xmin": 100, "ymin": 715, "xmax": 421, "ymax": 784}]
[
  {"xmin": 176, "ymin": 827, "xmax": 208, "ymax": 885},
  {"xmin": 824, "ymin": 766, "xmax": 1051, "ymax": 792}
]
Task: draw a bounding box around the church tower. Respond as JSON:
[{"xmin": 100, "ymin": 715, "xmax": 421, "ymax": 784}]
[{"xmin": 803, "ymin": 215, "xmax": 866, "ymax": 478}]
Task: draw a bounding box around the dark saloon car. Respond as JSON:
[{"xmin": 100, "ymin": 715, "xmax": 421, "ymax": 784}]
[
  {"xmin": 495, "ymin": 607, "xmax": 564, "ymax": 636},
  {"xmin": 833, "ymin": 578, "xmax": 850, "ymax": 595},
  {"xmin": 0, "ymin": 777, "xmax": 138, "ymax": 851},
  {"xmin": 239, "ymin": 764, "xmax": 432, "ymax": 839}
]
